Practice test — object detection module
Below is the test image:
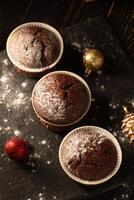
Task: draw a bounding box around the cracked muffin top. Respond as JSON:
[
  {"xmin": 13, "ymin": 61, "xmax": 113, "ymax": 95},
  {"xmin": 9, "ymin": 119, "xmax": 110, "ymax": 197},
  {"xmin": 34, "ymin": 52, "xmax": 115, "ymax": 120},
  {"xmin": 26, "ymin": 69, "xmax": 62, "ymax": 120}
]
[
  {"xmin": 9, "ymin": 26, "xmax": 60, "ymax": 68},
  {"xmin": 61, "ymin": 130, "xmax": 117, "ymax": 181},
  {"xmin": 32, "ymin": 72, "xmax": 90, "ymax": 124}
]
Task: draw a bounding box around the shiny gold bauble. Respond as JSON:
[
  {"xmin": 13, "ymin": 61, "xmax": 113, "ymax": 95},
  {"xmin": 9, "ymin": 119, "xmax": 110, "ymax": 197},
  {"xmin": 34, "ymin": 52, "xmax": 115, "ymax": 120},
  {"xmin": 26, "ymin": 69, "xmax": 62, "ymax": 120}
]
[{"xmin": 83, "ymin": 49, "xmax": 104, "ymax": 77}]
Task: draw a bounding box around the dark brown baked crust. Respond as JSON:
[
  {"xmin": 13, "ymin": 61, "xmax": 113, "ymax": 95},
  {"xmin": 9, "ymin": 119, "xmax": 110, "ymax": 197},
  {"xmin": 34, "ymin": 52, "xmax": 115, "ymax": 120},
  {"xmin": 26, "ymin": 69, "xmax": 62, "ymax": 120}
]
[
  {"xmin": 9, "ymin": 26, "xmax": 60, "ymax": 69},
  {"xmin": 33, "ymin": 73, "xmax": 89, "ymax": 124},
  {"xmin": 62, "ymin": 130, "xmax": 117, "ymax": 181}
]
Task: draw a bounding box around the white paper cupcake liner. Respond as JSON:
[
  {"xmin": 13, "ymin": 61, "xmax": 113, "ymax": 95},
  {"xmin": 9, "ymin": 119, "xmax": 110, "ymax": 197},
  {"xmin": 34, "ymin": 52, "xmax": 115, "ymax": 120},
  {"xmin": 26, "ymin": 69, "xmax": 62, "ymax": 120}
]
[
  {"xmin": 32, "ymin": 71, "xmax": 91, "ymax": 132},
  {"xmin": 59, "ymin": 126, "xmax": 122, "ymax": 185},
  {"xmin": 6, "ymin": 22, "xmax": 63, "ymax": 77}
]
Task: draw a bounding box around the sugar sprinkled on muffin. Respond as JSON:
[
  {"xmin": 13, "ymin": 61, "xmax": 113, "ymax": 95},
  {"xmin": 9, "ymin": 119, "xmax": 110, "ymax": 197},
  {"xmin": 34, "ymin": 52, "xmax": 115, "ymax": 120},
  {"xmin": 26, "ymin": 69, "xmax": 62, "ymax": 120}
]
[
  {"xmin": 9, "ymin": 26, "xmax": 60, "ymax": 69},
  {"xmin": 61, "ymin": 130, "xmax": 118, "ymax": 181},
  {"xmin": 32, "ymin": 73, "xmax": 90, "ymax": 125}
]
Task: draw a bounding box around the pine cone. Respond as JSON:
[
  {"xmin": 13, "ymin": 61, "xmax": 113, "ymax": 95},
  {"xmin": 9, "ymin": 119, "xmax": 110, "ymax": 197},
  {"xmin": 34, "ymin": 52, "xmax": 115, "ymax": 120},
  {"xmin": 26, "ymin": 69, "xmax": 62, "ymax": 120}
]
[{"xmin": 121, "ymin": 106, "xmax": 134, "ymax": 143}]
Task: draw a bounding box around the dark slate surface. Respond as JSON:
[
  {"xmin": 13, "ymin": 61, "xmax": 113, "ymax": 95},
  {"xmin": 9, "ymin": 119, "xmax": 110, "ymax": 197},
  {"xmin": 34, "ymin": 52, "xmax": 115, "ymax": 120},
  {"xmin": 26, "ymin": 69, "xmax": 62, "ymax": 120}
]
[
  {"xmin": 0, "ymin": 47, "xmax": 133, "ymax": 200},
  {"xmin": 0, "ymin": 16, "xmax": 134, "ymax": 199},
  {"xmin": 62, "ymin": 16, "xmax": 133, "ymax": 71}
]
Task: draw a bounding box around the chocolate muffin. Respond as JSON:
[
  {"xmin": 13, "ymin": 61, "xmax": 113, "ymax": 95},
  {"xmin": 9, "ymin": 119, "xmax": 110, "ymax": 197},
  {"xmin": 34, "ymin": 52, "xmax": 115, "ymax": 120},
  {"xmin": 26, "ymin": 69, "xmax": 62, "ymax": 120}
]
[
  {"xmin": 7, "ymin": 22, "xmax": 63, "ymax": 77},
  {"xmin": 59, "ymin": 126, "xmax": 122, "ymax": 185},
  {"xmin": 32, "ymin": 71, "xmax": 91, "ymax": 131}
]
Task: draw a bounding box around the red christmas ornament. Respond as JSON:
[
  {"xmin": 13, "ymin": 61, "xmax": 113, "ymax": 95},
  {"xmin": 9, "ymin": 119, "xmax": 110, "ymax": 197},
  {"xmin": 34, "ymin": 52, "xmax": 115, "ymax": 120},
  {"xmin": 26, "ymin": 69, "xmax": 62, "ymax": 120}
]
[{"xmin": 4, "ymin": 137, "xmax": 28, "ymax": 160}]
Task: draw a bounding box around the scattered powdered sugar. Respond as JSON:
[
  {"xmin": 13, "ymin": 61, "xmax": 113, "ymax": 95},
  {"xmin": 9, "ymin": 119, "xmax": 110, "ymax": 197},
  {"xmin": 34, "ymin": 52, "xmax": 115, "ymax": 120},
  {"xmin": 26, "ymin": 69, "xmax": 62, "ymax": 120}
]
[
  {"xmin": 32, "ymin": 153, "xmax": 41, "ymax": 159},
  {"xmin": 110, "ymin": 116, "xmax": 115, "ymax": 120},
  {"xmin": 3, "ymin": 118, "xmax": 8, "ymax": 123},
  {"xmin": 21, "ymin": 81, "xmax": 28, "ymax": 88},
  {"xmin": 63, "ymin": 130, "xmax": 106, "ymax": 164},
  {"xmin": 0, "ymin": 56, "xmax": 32, "ymax": 114},
  {"xmin": 5, "ymin": 127, "xmax": 11, "ymax": 131},
  {"xmin": 121, "ymin": 194, "xmax": 129, "ymax": 199},
  {"xmin": 91, "ymin": 98, "xmax": 95, "ymax": 102},
  {"xmin": 3, "ymin": 58, "xmax": 9, "ymax": 65},
  {"xmin": 41, "ymin": 140, "xmax": 47, "ymax": 145},
  {"xmin": 37, "ymin": 193, "xmax": 46, "ymax": 200},
  {"xmin": 34, "ymin": 81, "xmax": 67, "ymax": 121},
  {"xmin": 0, "ymin": 73, "xmax": 10, "ymax": 83},
  {"xmin": 101, "ymin": 85, "xmax": 105, "ymax": 90},
  {"xmin": 96, "ymin": 70, "xmax": 102, "ymax": 75},
  {"xmin": 47, "ymin": 144, "xmax": 51, "ymax": 149},
  {"xmin": 109, "ymin": 103, "xmax": 119, "ymax": 109},
  {"xmin": 14, "ymin": 130, "xmax": 21, "ymax": 136},
  {"xmin": 32, "ymin": 169, "xmax": 36, "ymax": 173},
  {"xmin": 46, "ymin": 160, "xmax": 51, "ymax": 165}
]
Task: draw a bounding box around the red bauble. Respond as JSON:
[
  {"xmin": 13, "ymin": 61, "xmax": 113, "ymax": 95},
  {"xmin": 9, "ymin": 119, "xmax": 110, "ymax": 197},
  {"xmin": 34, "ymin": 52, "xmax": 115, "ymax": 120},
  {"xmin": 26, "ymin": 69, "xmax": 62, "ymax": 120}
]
[{"xmin": 4, "ymin": 137, "xmax": 28, "ymax": 160}]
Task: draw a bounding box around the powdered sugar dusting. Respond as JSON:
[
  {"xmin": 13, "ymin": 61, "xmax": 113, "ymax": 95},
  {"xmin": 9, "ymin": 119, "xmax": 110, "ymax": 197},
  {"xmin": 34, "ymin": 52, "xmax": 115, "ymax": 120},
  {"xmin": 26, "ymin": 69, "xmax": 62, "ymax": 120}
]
[
  {"xmin": 0, "ymin": 52, "xmax": 36, "ymax": 139},
  {"xmin": 62, "ymin": 130, "xmax": 106, "ymax": 164},
  {"xmin": 34, "ymin": 79, "xmax": 67, "ymax": 121},
  {"xmin": 14, "ymin": 130, "xmax": 21, "ymax": 136},
  {"xmin": 0, "ymin": 72, "xmax": 30, "ymax": 111},
  {"xmin": 33, "ymin": 73, "xmax": 90, "ymax": 124}
]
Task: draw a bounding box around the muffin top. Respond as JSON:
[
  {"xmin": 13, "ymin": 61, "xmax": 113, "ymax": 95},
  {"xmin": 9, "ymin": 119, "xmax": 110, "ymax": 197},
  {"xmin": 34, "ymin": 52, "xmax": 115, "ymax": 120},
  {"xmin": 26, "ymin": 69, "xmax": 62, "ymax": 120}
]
[
  {"xmin": 9, "ymin": 26, "xmax": 60, "ymax": 69},
  {"xmin": 61, "ymin": 130, "xmax": 117, "ymax": 181},
  {"xmin": 32, "ymin": 73, "xmax": 90, "ymax": 125}
]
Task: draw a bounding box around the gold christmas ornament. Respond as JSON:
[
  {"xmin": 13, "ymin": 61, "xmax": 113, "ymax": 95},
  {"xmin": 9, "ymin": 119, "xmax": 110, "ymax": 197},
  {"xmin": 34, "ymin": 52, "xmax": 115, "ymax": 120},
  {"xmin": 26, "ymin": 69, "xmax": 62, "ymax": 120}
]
[
  {"xmin": 121, "ymin": 106, "xmax": 134, "ymax": 143},
  {"xmin": 82, "ymin": 49, "xmax": 104, "ymax": 77}
]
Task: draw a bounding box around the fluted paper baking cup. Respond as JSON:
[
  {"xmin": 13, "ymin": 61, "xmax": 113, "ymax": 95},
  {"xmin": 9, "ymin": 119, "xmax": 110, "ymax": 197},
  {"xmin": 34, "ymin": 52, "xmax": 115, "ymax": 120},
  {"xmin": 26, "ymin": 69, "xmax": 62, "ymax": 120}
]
[
  {"xmin": 59, "ymin": 126, "xmax": 122, "ymax": 185},
  {"xmin": 32, "ymin": 71, "xmax": 91, "ymax": 132},
  {"xmin": 6, "ymin": 22, "xmax": 63, "ymax": 77}
]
